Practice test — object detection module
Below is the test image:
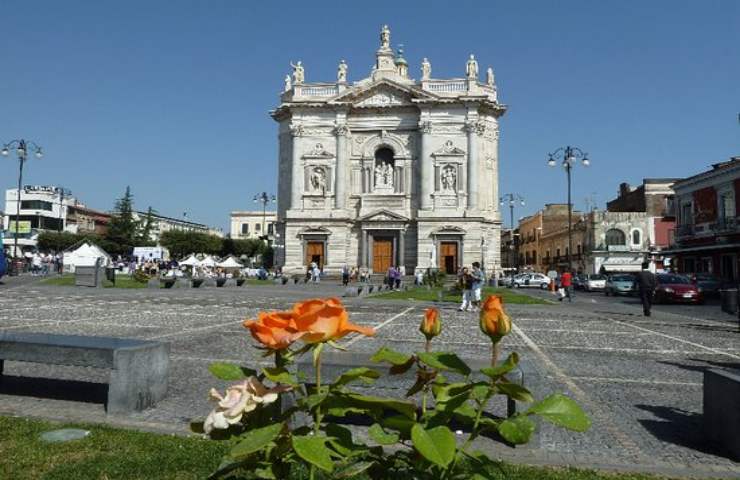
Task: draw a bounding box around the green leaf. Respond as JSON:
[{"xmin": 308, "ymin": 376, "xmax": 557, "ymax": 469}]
[
  {"xmin": 228, "ymin": 423, "xmax": 284, "ymax": 459},
  {"xmin": 371, "ymin": 346, "xmax": 412, "ymax": 366},
  {"xmin": 292, "ymin": 435, "xmax": 335, "ymax": 472},
  {"xmin": 368, "ymin": 423, "xmax": 400, "ymax": 445},
  {"xmin": 208, "ymin": 362, "xmax": 256, "ymax": 381},
  {"xmin": 325, "ymin": 423, "xmax": 358, "ymax": 457},
  {"xmin": 303, "ymin": 392, "xmax": 328, "ymax": 411},
  {"xmin": 345, "ymin": 393, "xmax": 417, "ymax": 420},
  {"xmin": 327, "ymin": 339, "xmax": 348, "ymax": 351},
  {"xmin": 335, "ymin": 461, "xmax": 374, "ymax": 478},
  {"xmin": 262, "ymin": 367, "xmax": 299, "ymax": 386},
  {"xmin": 410, "ymin": 423, "xmax": 456, "ymax": 468},
  {"xmin": 452, "ymin": 402, "xmax": 478, "ymax": 424},
  {"xmin": 380, "ymin": 414, "xmax": 415, "ymax": 438},
  {"xmin": 433, "ymin": 382, "xmax": 471, "ymax": 403},
  {"xmin": 526, "ymin": 393, "xmax": 591, "ymax": 432},
  {"xmin": 470, "ymin": 382, "xmax": 492, "ymax": 402},
  {"xmin": 389, "ymin": 356, "xmax": 415, "ymax": 375},
  {"xmin": 498, "ymin": 415, "xmax": 536, "ymax": 445},
  {"xmin": 253, "ymin": 464, "xmax": 277, "ymax": 479},
  {"xmin": 497, "ymin": 381, "xmax": 534, "ymax": 403},
  {"xmin": 480, "ymin": 352, "xmax": 519, "ymax": 379},
  {"xmin": 417, "ymin": 352, "xmax": 471, "ymax": 376},
  {"xmin": 313, "ymin": 342, "xmax": 325, "ymax": 369},
  {"xmin": 405, "ymin": 374, "xmax": 428, "ymax": 398},
  {"xmin": 332, "ymin": 367, "xmax": 380, "ymax": 387}
]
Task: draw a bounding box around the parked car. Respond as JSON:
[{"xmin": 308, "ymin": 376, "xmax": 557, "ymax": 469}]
[
  {"xmin": 654, "ymin": 274, "xmax": 703, "ymax": 304},
  {"xmin": 690, "ymin": 273, "xmax": 721, "ymax": 297},
  {"xmin": 499, "ymin": 274, "xmax": 515, "ymax": 288},
  {"xmin": 604, "ymin": 274, "xmax": 636, "ymax": 296},
  {"xmin": 512, "ymin": 273, "xmax": 551, "ymax": 289},
  {"xmin": 572, "ymin": 274, "xmax": 587, "ymax": 290},
  {"xmin": 583, "ymin": 274, "xmax": 606, "ymax": 292}
]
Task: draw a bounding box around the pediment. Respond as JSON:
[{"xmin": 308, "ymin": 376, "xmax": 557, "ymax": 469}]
[
  {"xmin": 301, "ymin": 142, "xmax": 335, "ymax": 159},
  {"xmin": 432, "ymin": 225, "xmax": 467, "ymax": 235},
  {"xmin": 358, "ymin": 209, "xmax": 409, "ymax": 222},
  {"xmin": 432, "ymin": 140, "xmax": 466, "ymax": 156},
  {"xmin": 298, "ymin": 226, "xmax": 332, "ymax": 236},
  {"xmin": 331, "ymin": 79, "xmax": 438, "ymax": 108}
]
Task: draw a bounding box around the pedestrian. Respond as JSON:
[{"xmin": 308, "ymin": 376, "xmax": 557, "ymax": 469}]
[
  {"xmin": 560, "ymin": 270, "xmax": 573, "ymax": 302},
  {"xmin": 458, "ymin": 266, "xmax": 474, "ymax": 312},
  {"xmin": 392, "ymin": 265, "xmax": 402, "ymax": 290},
  {"xmin": 635, "ymin": 262, "xmax": 657, "ymax": 316},
  {"xmin": 341, "ymin": 264, "xmax": 350, "ymax": 286},
  {"xmin": 471, "ymin": 262, "xmax": 484, "ymax": 310}
]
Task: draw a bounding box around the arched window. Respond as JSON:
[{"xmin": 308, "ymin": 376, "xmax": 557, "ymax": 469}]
[
  {"xmin": 632, "ymin": 230, "xmax": 641, "ymax": 246},
  {"xmin": 373, "ymin": 147, "xmax": 396, "ymax": 190},
  {"xmin": 605, "ymin": 229, "xmax": 626, "ymax": 246},
  {"xmin": 374, "ymin": 147, "xmax": 395, "ymax": 168}
]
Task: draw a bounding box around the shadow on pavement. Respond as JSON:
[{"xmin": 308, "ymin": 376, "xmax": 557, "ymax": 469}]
[
  {"xmin": 0, "ymin": 375, "xmax": 108, "ymax": 406},
  {"xmin": 635, "ymin": 403, "xmax": 731, "ymax": 460},
  {"xmin": 658, "ymin": 358, "xmax": 740, "ymax": 374}
]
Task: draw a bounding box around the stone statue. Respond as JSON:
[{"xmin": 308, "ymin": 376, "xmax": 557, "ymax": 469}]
[
  {"xmin": 380, "ymin": 25, "xmax": 390, "ymax": 49},
  {"xmin": 466, "ymin": 54, "xmax": 478, "ymax": 80},
  {"xmin": 290, "ymin": 61, "xmax": 304, "ymax": 84},
  {"xmin": 310, "ymin": 167, "xmax": 326, "ymax": 192},
  {"xmin": 421, "ymin": 57, "xmax": 431, "ymax": 80},
  {"xmin": 284, "ymin": 74, "xmax": 292, "ymax": 92},
  {"xmin": 486, "ymin": 67, "xmax": 495, "ymax": 86},
  {"xmin": 337, "ymin": 59, "xmax": 348, "ymax": 83},
  {"xmin": 441, "ymin": 166, "xmax": 456, "ymax": 192},
  {"xmin": 374, "ymin": 162, "xmax": 394, "ymax": 189}
]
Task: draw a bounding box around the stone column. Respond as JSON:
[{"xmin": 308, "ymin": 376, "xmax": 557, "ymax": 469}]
[
  {"xmin": 392, "ymin": 235, "xmax": 398, "ymax": 267},
  {"xmin": 290, "ymin": 124, "xmax": 303, "ymax": 210},
  {"xmin": 465, "ymin": 121, "xmax": 479, "ymax": 209},
  {"xmin": 334, "ymin": 124, "xmax": 348, "ymax": 209},
  {"xmin": 368, "ymin": 234, "xmax": 374, "ymax": 272},
  {"xmin": 398, "ymin": 230, "xmax": 405, "ymax": 268},
  {"xmin": 361, "ymin": 230, "xmax": 368, "ymax": 268},
  {"xmin": 419, "ymin": 121, "xmax": 432, "ymax": 210}
]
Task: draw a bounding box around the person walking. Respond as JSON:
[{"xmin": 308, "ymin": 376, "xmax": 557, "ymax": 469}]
[
  {"xmin": 471, "ymin": 262, "xmax": 484, "ymax": 310},
  {"xmin": 635, "ymin": 262, "xmax": 657, "ymax": 316},
  {"xmin": 560, "ymin": 270, "xmax": 573, "ymax": 302},
  {"xmin": 458, "ymin": 266, "xmax": 475, "ymax": 312},
  {"xmin": 341, "ymin": 264, "xmax": 350, "ymax": 286}
]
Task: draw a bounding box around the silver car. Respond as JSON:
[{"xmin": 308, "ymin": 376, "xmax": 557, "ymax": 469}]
[
  {"xmin": 512, "ymin": 273, "xmax": 551, "ymax": 289},
  {"xmin": 604, "ymin": 274, "xmax": 636, "ymax": 296},
  {"xmin": 584, "ymin": 274, "xmax": 606, "ymax": 292}
]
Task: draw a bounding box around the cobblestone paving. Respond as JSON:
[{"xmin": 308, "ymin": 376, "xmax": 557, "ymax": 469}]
[{"xmin": 0, "ymin": 281, "xmax": 738, "ymax": 477}]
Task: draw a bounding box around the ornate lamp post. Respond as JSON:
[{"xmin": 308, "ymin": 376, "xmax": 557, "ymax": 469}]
[
  {"xmin": 253, "ymin": 192, "xmax": 275, "ymax": 240},
  {"xmin": 500, "ymin": 193, "xmax": 525, "ymax": 271},
  {"xmin": 2, "ymin": 139, "xmax": 44, "ymax": 273},
  {"xmin": 547, "ymin": 146, "xmax": 589, "ymax": 271}
]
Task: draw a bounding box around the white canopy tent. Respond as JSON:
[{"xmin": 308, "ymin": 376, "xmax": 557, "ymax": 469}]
[
  {"xmin": 216, "ymin": 256, "xmax": 243, "ymax": 269},
  {"xmin": 63, "ymin": 242, "xmax": 112, "ymax": 273},
  {"xmin": 200, "ymin": 255, "xmax": 216, "ymax": 268},
  {"xmin": 179, "ymin": 254, "xmax": 201, "ymax": 267}
]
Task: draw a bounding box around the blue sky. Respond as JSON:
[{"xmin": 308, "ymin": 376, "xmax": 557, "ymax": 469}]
[{"xmin": 1, "ymin": 0, "xmax": 738, "ymax": 231}]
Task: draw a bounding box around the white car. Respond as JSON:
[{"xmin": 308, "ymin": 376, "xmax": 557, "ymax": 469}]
[
  {"xmin": 512, "ymin": 273, "xmax": 551, "ymax": 289},
  {"xmin": 584, "ymin": 274, "xmax": 606, "ymax": 291}
]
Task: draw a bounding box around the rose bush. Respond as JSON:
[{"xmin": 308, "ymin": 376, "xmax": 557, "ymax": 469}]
[{"xmin": 194, "ymin": 296, "xmax": 590, "ymax": 479}]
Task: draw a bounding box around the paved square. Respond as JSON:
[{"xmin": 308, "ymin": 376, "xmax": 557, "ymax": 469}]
[{"xmin": 1, "ymin": 280, "xmax": 738, "ymax": 478}]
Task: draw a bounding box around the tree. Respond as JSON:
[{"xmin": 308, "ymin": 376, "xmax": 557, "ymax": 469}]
[
  {"xmin": 159, "ymin": 230, "xmax": 223, "ymax": 259},
  {"xmin": 106, "ymin": 186, "xmax": 140, "ymax": 254},
  {"xmin": 138, "ymin": 206, "xmax": 157, "ymax": 246}
]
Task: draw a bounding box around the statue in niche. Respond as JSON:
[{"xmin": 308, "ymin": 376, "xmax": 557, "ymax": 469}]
[
  {"xmin": 290, "ymin": 61, "xmax": 304, "ymax": 84},
  {"xmin": 380, "ymin": 25, "xmax": 390, "ymax": 49},
  {"xmin": 421, "ymin": 57, "xmax": 431, "ymax": 80},
  {"xmin": 486, "ymin": 67, "xmax": 495, "ymax": 87},
  {"xmin": 374, "ymin": 162, "xmax": 394, "ymax": 189},
  {"xmin": 441, "ymin": 165, "xmax": 456, "ymax": 192},
  {"xmin": 284, "ymin": 74, "xmax": 292, "ymax": 92},
  {"xmin": 337, "ymin": 59, "xmax": 348, "ymax": 83},
  {"xmin": 310, "ymin": 167, "xmax": 326, "ymax": 192},
  {"xmin": 466, "ymin": 54, "xmax": 478, "ymax": 80}
]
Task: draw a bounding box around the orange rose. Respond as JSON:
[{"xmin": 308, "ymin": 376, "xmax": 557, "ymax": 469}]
[
  {"xmin": 479, "ymin": 295, "xmax": 511, "ymax": 342},
  {"xmin": 293, "ymin": 297, "xmax": 375, "ymax": 344},
  {"xmin": 243, "ymin": 311, "xmax": 301, "ymax": 350},
  {"xmin": 420, "ymin": 308, "xmax": 442, "ymax": 341}
]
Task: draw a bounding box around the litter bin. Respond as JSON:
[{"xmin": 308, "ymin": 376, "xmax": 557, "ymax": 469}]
[
  {"xmin": 719, "ymin": 288, "xmax": 738, "ymax": 315},
  {"xmin": 105, "ymin": 267, "xmax": 116, "ymax": 285}
]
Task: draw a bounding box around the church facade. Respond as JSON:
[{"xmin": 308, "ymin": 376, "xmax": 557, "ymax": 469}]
[{"xmin": 272, "ymin": 26, "xmax": 506, "ymax": 275}]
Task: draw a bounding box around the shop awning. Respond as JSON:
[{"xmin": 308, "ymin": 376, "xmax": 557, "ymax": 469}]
[{"xmin": 601, "ymin": 256, "xmax": 644, "ymax": 272}]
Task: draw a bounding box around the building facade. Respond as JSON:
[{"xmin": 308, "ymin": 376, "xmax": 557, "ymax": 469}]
[
  {"xmin": 273, "ymin": 26, "xmax": 505, "ymax": 274},
  {"xmin": 230, "ymin": 211, "xmax": 277, "ymax": 240},
  {"xmin": 669, "ymin": 157, "xmax": 740, "ymax": 281},
  {"xmin": 132, "ymin": 211, "xmax": 210, "ymax": 243}
]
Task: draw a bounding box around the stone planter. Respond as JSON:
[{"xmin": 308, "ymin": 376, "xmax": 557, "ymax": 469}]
[
  {"xmin": 191, "ymin": 278, "xmax": 204, "ymax": 288},
  {"xmin": 216, "ymin": 278, "xmax": 227, "ymax": 287},
  {"xmin": 161, "ymin": 278, "xmax": 177, "ymax": 289},
  {"xmin": 236, "ymin": 278, "xmax": 245, "ymax": 287}
]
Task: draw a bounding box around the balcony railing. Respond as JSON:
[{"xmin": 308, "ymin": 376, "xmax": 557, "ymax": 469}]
[{"xmin": 710, "ymin": 216, "xmax": 739, "ymax": 233}]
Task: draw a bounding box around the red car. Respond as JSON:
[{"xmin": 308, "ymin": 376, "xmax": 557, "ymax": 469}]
[{"xmin": 653, "ymin": 274, "xmax": 703, "ymax": 304}]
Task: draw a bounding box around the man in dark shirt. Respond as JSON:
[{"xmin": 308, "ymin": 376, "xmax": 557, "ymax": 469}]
[{"xmin": 635, "ymin": 262, "xmax": 657, "ymax": 316}]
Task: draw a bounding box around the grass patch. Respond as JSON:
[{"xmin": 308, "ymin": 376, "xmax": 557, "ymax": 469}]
[
  {"xmin": 0, "ymin": 416, "xmax": 684, "ymax": 480},
  {"xmin": 40, "ymin": 274, "xmax": 147, "ymax": 289},
  {"xmin": 373, "ymin": 286, "xmax": 550, "ymax": 305}
]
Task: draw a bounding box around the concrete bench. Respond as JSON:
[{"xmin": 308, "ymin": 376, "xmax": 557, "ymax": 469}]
[
  {"xmin": 0, "ymin": 332, "xmax": 169, "ymax": 414},
  {"xmin": 704, "ymin": 368, "xmax": 740, "ymax": 460}
]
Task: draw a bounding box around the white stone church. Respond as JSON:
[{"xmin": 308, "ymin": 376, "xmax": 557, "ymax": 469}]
[{"xmin": 272, "ymin": 26, "xmax": 505, "ymax": 276}]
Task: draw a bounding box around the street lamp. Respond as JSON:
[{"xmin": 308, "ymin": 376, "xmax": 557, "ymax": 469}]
[
  {"xmin": 500, "ymin": 193, "xmax": 525, "ymax": 271},
  {"xmin": 253, "ymin": 192, "xmax": 275, "ymax": 241},
  {"xmin": 547, "ymin": 145, "xmax": 589, "ymax": 271},
  {"xmin": 2, "ymin": 139, "xmax": 44, "ymax": 274}
]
